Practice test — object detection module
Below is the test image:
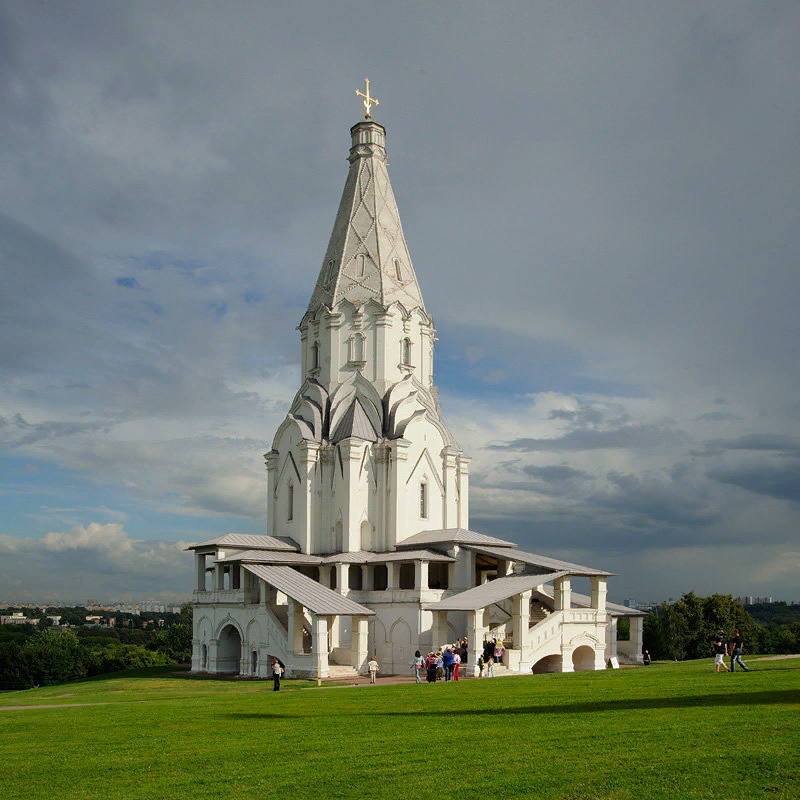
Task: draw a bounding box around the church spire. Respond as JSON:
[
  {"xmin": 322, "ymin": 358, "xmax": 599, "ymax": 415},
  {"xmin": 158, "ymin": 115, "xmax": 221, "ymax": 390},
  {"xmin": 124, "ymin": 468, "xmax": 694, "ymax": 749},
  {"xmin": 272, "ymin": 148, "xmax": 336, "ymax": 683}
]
[{"xmin": 305, "ymin": 116, "xmax": 426, "ymax": 319}]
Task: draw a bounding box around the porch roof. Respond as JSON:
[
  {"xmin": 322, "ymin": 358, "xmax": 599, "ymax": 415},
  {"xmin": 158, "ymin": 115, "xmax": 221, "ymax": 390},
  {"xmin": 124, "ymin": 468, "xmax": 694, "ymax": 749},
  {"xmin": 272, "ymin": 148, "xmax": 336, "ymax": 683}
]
[
  {"xmin": 217, "ymin": 549, "xmax": 322, "ymax": 565},
  {"xmin": 395, "ymin": 528, "xmax": 516, "ymax": 549},
  {"xmin": 215, "ymin": 548, "xmax": 454, "ymax": 565},
  {"xmin": 463, "ymin": 544, "xmax": 613, "ymax": 577},
  {"xmin": 186, "ymin": 533, "xmax": 300, "ymax": 552},
  {"xmin": 423, "ymin": 571, "xmax": 569, "ymax": 611},
  {"xmin": 242, "ymin": 564, "xmax": 375, "ymax": 616}
]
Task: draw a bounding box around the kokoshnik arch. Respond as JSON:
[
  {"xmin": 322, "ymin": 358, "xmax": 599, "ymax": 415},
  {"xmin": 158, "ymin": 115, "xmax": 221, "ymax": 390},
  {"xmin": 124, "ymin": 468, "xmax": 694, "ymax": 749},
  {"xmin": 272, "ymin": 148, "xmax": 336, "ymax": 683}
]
[{"xmin": 187, "ymin": 88, "xmax": 645, "ymax": 679}]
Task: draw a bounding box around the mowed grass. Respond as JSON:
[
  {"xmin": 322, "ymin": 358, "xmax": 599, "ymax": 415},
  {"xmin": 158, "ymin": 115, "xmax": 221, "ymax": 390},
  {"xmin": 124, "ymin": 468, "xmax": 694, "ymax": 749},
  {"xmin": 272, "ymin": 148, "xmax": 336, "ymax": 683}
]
[{"xmin": 1, "ymin": 657, "xmax": 798, "ymax": 800}]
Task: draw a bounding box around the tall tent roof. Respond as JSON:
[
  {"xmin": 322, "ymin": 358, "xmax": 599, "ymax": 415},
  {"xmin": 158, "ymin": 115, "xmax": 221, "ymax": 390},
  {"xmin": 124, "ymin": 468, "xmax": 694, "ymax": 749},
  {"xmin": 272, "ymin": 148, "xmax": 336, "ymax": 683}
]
[{"xmin": 305, "ymin": 121, "xmax": 427, "ymax": 319}]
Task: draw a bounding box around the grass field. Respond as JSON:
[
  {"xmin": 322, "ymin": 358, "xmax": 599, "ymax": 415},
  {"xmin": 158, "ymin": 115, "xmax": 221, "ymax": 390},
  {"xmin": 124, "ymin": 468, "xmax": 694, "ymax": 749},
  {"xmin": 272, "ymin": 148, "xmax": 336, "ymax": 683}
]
[{"xmin": 1, "ymin": 656, "xmax": 798, "ymax": 800}]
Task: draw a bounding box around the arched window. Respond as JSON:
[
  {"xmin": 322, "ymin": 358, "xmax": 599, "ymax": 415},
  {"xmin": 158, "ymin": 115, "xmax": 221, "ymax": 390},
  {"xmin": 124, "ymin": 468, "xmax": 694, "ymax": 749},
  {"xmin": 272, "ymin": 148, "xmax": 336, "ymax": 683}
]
[
  {"xmin": 349, "ymin": 333, "xmax": 365, "ymax": 363},
  {"xmin": 325, "ymin": 259, "xmax": 335, "ymax": 283},
  {"xmin": 357, "ymin": 254, "xmax": 366, "ymax": 277},
  {"xmin": 394, "ymin": 258, "xmax": 402, "ymax": 281},
  {"xmin": 420, "ymin": 482, "xmax": 428, "ymax": 519},
  {"xmin": 311, "ymin": 341, "xmax": 320, "ymax": 370},
  {"xmin": 287, "ymin": 483, "xmax": 294, "ymax": 521},
  {"xmin": 402, "ymin": 338, "xmax": 412, "ymax": 366}
]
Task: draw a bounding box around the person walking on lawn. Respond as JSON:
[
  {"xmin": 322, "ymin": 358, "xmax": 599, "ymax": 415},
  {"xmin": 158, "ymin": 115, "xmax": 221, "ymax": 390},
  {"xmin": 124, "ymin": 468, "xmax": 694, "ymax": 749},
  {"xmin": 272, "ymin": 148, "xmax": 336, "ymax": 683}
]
[
  {"xmin": 714, "ymin": 633, "xmax": 729, "ymax": 673},
  {"xmin": 730, "ymin": 628, "xmax": 750, "ymax": 672}
]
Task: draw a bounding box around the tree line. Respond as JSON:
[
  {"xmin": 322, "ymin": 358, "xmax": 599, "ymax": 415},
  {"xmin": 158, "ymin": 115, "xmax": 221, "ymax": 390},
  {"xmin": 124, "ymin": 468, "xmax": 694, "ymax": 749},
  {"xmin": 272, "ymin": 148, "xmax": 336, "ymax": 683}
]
[
  {"xmin": 0, "ymin": 604, "xmax": 192, "ymax": 690},
  {"xmin": 643, "ymin": 592, "xmax": 800, "ymax": 661}
]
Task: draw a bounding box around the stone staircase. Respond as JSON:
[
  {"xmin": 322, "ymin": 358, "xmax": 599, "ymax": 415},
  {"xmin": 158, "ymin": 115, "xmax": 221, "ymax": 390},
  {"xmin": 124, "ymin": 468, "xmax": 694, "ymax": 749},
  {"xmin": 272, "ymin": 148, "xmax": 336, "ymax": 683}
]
[{"xmin": 326, "ymin": 664, "xmax": 361, "ymax": 680}]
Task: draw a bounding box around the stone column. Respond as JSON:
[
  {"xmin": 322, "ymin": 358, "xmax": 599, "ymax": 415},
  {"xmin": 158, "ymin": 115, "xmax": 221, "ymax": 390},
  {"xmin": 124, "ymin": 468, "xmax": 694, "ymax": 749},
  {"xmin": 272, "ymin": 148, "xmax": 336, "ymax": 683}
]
[
  {"xmin": 208, "ymin": 639, "xmax": 219, "ymax": 674},
  {"xmin": 362, "ymin": 564, "xmax": 374, "ymax": 591},
  {"xmin": 195, "ymin": 554, "xmax": 206, "ymax": 591},
  {"xmin": 431, "ymin": 611, "xmax": 447, "ymax": 650},
  {"xmin": 214, "ymin": 562, "xmax": 224, "ymax": 591},
  {"xmin": 335, "ymin": 563, "xmax": 348, "ymax": 594},
  {"xmin": 630, "ymin": 615, "xmax": 644, "ymax": 664},
  {"xmin": 318, "ymin": 565, "xmax": 333, "ymax": 590},
  {"xmin": 191, "ymin": 638, "xmax": 201, "ymax": 672},
  {"xmin": 387, "ymin": 562, "xmax": 398, "ymax": 590},
  {"xmin": 512, "ymin": 590, "xmax": 531, "ymax": 653},
  {"xmin": 415, "ymin": 560, "xmax": 429, "ymax": 592},
  {"xmin": 311, "ymin": 614, "xmax": 330, "ymax": 678},
  {"xmin": 590, "ymin": 576, "xmax": 607, "ymax": 612},
  {"xmin": 554, "ymin": 577, "xmax": 572, "ymax": 611},
  {"xmin": 466, "ymin": 610, "xmax": 482, "ymax": 677},
  {"xmin": 352, "ymin": 615, "xmax": 369, "ymax": 673},
  {"xmin": 287, "ymin": 599, "xmax": 304, "ymax": 654}
]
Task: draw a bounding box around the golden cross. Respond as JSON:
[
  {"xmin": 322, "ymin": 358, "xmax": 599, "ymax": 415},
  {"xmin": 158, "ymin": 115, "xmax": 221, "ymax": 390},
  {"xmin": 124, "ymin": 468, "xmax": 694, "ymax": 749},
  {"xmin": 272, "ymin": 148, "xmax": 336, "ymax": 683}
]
[{"xmin": 355, "ymin": 78, "xmax": 379, "ymax": 119}]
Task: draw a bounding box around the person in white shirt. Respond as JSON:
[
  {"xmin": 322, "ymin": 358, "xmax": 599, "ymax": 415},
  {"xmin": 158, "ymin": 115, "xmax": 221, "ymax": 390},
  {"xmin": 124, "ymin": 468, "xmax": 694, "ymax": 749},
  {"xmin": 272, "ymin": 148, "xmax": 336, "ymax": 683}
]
[{"xmin": 368, "ymin": 656, "xmax": 379, "ymax": 684}]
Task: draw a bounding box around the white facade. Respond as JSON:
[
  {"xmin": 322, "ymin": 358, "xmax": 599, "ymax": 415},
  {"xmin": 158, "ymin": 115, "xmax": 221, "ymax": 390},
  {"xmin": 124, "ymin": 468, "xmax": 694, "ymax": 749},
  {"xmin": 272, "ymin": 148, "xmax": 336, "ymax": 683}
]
[{"xmin": 189, "ymin": 119, "xmax": 643, "ymax": 679}]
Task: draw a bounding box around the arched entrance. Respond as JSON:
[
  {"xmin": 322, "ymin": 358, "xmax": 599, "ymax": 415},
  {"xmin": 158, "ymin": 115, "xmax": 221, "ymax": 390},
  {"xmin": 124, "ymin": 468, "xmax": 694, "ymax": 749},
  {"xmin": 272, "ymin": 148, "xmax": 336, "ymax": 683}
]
[
  {"xmin": 217, "ymin": 624, "xmax": 242, "ymax": 674},
  {"xmin": 572, "ymin": 645, "xmax": 595, "ymax": 672},
  {"xmin": 531, "ymin": 654, "xmax": 561, "ymax": 674}
]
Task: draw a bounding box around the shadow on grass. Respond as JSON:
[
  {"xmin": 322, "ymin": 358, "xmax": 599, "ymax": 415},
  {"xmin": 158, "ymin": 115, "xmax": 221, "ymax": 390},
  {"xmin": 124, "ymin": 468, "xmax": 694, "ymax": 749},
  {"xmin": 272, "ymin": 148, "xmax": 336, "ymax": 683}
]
[
  {"xmin": 381, "ymin": 689, "xmax": 800, "ymax": 717},
  {"xmin": 218, "ymin": 689, "xmax": 800, "ymax": 722},
  {"xmin": 226, "ymin": 712, "xmax": 305, "ymax": 720}
]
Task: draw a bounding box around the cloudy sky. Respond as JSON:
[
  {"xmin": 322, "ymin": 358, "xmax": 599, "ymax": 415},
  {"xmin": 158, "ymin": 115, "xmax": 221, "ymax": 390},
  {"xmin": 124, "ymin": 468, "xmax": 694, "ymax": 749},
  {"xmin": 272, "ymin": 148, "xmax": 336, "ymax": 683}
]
[{"xmin": 1, "ymin": 0, "xmax": 798, "ymax": 605}]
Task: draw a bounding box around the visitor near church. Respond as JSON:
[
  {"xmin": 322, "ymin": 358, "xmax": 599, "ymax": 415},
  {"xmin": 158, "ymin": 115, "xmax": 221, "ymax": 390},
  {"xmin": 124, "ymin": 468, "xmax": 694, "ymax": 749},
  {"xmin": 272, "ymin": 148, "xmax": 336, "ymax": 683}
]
[
  {"xmin": 425, "ymin": 652, "xmax": 438, "ymax": 683},
  {"xmin": 486, "ymin": 656, "xmax": 495, "ymax": 678},
  {"xmin": 442, "ymin": 647, "xmax": 454, "ymax": 681},
  {"xmin": 713, "ymin": 633, "xmax": 729, "ymax": 673},
  {"xmin": 272, "ymin": 658, "xmax": 282, "ymax": 691},
  {"xmin": 452, "ymin": 648, "xmax": 461, "ymax": 680},
  {"xmin": 368, "ymin": 655, "xmax": 379, "ymax": 683},
  {"xmin": 412, "ymin": 650, "xmax": 425, "ymax": 683},
  {"xmin": 730, "ymin": 629, "xmax": 749, "ymax": 672}
]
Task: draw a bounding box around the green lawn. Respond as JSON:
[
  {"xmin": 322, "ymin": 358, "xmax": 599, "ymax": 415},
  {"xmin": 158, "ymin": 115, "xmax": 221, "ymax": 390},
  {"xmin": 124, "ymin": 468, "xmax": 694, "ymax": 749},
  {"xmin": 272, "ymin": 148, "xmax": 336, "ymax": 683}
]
[{"xmin": 1, "ymin": 657, "xmax": 798, "ymax": 800}]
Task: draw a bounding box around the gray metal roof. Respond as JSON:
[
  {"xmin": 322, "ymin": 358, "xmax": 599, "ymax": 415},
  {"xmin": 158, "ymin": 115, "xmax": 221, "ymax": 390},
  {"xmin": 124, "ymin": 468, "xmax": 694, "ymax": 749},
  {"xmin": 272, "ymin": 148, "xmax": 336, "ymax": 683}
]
[
  {"xmin": 216, "ymin": 549, "xmax": 323, "ymax": 565},
  {"xmin": 187, "ymin": 533, "xmax": 300, "ymax": 552},
  {"xmin": 395, "ymin": 528, "xmax": 517, "ymax": 549},
  {"xmin": 319, "ymin": 548, "xmax": 455, "ymax": 564},
  {"xmin": 536, "ymin": 585, "xmax": 647, "ymax": 616},
  {"xmin": 424, "ymin": 572, "xmax": 568, "ymax": 611},
  {"xmin": 214, "ymin": 547, "xmax": 454, "ymax": 565},
  {"xmin": 463, "ymin": 544, "xmax": 612, "ymax": 577},
  {"xmin": 243, "ymin": 564, "xmax": 375, "ymax": 616},
  {"xmin": 330, "ymin": 398, "xmax": 379, "ymax": 443}
]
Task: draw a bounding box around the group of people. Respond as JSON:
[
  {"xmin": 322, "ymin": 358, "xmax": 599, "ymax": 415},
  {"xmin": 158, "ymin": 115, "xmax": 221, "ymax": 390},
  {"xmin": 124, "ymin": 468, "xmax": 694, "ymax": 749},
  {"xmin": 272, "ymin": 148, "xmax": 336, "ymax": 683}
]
[
  {"xmin": 413, "ymin": 640, "xmax": 467, "ymax": 683},
  {"xmin": 476, "ymin": 638, "xmax": 505, "ymax": 678},
  {"xmin": 713, "ymin": 628, "xmax": 750, "ymax": 673}
]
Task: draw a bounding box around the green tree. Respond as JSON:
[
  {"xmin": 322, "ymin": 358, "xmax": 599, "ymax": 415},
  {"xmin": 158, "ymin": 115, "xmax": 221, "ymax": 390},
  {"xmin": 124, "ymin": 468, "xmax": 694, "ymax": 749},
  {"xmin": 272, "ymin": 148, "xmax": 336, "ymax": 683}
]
[{"xmin": 21, "ymin": 629, "xmax": 85, "ymax": 686}]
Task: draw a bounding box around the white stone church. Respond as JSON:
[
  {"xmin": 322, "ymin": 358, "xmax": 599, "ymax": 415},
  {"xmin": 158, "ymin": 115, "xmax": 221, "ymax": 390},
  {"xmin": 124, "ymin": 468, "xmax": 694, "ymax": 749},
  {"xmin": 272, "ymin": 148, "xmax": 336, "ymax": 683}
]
[{"xmin": 189, "ymin": 110, "xmax": 644, "ymax": 679}]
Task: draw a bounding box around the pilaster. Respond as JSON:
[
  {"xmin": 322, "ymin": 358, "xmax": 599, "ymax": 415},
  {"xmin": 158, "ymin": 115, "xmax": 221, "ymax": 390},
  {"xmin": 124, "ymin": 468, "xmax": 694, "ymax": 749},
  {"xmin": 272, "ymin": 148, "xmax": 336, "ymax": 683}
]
[
  {"xmin": 441, "ymin": 447, "xmax": 459, "ymax": 529},
  {"xmin": 387, "ymin": 438, "xmax": 411, "ymax": 547}
]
